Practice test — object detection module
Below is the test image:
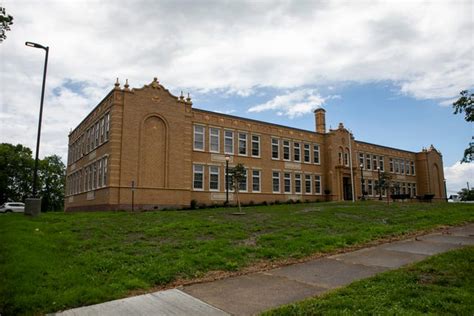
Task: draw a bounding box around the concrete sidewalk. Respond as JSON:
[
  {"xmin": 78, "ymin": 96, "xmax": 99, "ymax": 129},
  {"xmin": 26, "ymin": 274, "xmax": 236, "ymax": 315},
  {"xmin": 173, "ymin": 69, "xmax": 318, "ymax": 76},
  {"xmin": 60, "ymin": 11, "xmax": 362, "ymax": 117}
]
[{"xmin": 55, "ymin": 223, "xmax": 474, "ymax": 316}]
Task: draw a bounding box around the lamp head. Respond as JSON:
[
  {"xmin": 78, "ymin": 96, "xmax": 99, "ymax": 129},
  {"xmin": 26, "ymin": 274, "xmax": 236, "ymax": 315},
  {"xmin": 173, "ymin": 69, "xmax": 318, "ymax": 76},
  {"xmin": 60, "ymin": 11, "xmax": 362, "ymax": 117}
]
[{"xmin": 25, "ymin": 41, "xmax": 47, "ymax": 50}]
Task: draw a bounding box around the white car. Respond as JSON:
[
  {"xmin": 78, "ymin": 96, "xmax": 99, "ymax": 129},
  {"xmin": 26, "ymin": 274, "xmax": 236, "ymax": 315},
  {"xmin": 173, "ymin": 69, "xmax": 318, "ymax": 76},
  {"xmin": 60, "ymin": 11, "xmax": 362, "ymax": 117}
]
[{"xmin": 0, "ymin": 202, "xmax": 25, "ymax": 213}]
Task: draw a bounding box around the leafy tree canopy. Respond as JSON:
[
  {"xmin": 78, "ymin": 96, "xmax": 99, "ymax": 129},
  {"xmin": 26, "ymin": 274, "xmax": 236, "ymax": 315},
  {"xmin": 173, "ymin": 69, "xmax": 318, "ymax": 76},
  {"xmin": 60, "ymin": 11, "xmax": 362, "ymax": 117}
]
[
  {"xmin": 0, "ymin": 143, "xmax": 65, "ymax": 211},
  {"xmin": 457, "ymin": 187, "xmax": 474, "ymax": 201},
  {"xmin": 452, "ymin": 90, "xmax": 474, "ymax": 163},
  {"xmin": 453, "ymin": 90, "xmax": 474, "ymax": 122},
  {"xmin": 0, "ymin": 6, "xmax": 13, "ymax": 43}
]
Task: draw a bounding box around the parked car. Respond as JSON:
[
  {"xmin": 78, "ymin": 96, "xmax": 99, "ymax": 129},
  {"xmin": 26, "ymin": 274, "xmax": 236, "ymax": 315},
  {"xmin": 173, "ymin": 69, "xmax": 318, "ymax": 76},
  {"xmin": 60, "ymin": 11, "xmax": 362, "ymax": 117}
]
[
  {"xmin": 448, "ymin": 195, "xmax": 460, "ymax": 203},
  {"xmin": 0, "ymin": 202, "xmax": 25, "ymax": 213}
]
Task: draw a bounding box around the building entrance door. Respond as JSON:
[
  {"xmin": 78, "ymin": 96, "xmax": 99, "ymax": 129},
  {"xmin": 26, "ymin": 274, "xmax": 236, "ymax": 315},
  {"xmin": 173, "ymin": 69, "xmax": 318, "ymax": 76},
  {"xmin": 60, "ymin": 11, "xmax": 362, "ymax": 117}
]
[{"xmin": 343, "ymin": 177, "xmax": 352, "ymax": 201}]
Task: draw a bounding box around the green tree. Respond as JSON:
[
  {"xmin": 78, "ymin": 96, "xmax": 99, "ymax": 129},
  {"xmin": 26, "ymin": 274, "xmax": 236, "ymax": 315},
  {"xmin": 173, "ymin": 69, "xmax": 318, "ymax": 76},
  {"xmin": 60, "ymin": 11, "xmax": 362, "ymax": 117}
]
[
  {"xmin": 452, "ymin": 90, "xmax": 474, "ymax": 163},
  {"xmin": 0, "ymin": 6, "xmax": 13, "ymax": 43},
  {"xmin": 0, "ymin": 143, "xmax": 66, "ymax": 211},
  {"xmin": 229, "ymin": 163, "xmax": 246, "ymax": 213},
  {"xmin": 0, "ymin": 143, "xmax": 34, "ymax": 203},
  {"xmin": 457, "ymin": 187, "xmax": 474, "ymax": 201},
  {"xmin": 453, "ymin": 90, "xmax": 473, "ymax": 122},
  {"xmin": 39, "ymin": 155, "xmax": 66, "ymax": 211},
  {"xmin": 374, "ymin": 171, "xmax": 394, "ymax": 203}
]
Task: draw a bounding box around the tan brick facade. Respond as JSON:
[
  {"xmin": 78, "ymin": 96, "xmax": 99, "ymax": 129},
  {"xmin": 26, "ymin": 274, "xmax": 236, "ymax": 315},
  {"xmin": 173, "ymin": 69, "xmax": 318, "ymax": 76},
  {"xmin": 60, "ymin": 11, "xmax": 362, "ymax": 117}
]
[{"xmin": 64, "ymin": 78, "xmax": 446, "ymax": 211}]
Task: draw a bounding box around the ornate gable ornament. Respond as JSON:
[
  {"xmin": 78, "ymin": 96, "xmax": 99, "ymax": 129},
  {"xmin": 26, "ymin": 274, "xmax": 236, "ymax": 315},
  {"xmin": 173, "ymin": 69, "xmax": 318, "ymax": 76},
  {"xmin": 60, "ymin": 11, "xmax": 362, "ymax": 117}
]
[{"xmin": 150, "ymin": 77, "xmax": 160, "ymax": 89}]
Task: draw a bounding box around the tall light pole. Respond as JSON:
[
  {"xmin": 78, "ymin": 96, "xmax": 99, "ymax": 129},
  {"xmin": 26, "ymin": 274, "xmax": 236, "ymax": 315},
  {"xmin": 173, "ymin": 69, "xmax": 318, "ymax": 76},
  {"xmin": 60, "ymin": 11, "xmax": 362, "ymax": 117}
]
[
  {"xmin": 360, "ymin": 163, "xmax": 365, "ymax": 200},
  {"xmin": 25, "ymin": 41, "xmax": 49, "ymax": 198},
  {"xmin": 225, "ymin": 155, "xmax": 230, "ymax": 206}
]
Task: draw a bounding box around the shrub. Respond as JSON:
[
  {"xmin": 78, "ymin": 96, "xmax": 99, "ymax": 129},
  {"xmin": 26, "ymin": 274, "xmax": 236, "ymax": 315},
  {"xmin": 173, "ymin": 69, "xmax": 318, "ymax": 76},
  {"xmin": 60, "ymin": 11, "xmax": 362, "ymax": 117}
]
[
  {"xmin": 190, "ymin": 199, "xmax": 197, "ymax": 210},
  {"xmin": 262, "ymin": 201, "xmax": 268, "ymax": 206}
]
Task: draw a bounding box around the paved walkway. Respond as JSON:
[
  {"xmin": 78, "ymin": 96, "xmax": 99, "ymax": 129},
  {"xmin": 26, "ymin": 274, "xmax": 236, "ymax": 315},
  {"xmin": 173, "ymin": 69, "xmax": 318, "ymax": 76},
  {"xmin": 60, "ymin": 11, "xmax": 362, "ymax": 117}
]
[{"xmin": 55, "ymin": 224, "xmax": 474, "ymax": 316}]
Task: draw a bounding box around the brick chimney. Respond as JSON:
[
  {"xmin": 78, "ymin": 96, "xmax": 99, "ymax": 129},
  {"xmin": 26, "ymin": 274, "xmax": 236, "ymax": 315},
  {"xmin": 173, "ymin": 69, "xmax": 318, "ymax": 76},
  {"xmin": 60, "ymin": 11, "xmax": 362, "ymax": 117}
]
[{"xmin": 314, "ymin": 108, "xmax": 326, "ymax": 133}]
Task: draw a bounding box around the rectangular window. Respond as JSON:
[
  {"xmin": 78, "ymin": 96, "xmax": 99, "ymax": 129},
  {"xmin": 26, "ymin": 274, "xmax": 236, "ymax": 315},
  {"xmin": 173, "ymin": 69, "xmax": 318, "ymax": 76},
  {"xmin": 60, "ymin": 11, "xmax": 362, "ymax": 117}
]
[
  {"xmin": 251, "ymin": 135, "xmax": 260, "ymax": 157},
  {"xmin": 305, "ymin": 175, "xmax": 312, "ymax": 194},
  {"xmin": 303, "ymin": 144, "xmax": 311, "ymax": 163},
  {"xmin": 284, "ymin": 173, "xmax": 291, "ymax": 193},
  {"xmin": 224, "ymin": 130, "xmax": 234, "ymax": 154},
  {"xmin": 98, "ymin": 159, "xmax": 103, "ymax": 187},
  {"xmin": 379, "ymin": 156, "xmax": 384, "ymax": 171},
  {"xmin": 344, "ymin": 152, "xmax": 349, "ymax": 166},
  {"xmin": 373, "ymin": 155, "xmax": 377, "ymax": 170},
  {"xmin": 366, "ymin": 154, "xmax": 371, "ymax": 170},
  {"xmin": 313, "ymin": 145, "xmax": 320, "ymax": 164},
  {"xmin": 295, "ymin": 174, "xmax": 302, "ymax": 193},
  {"xmin": 193, "ymin": 125, "xmax": 205, "ymax": 151},
  {"xmin": 86, "ymin": 130, "xmax": 90, "ymax": 153},
  {"xmin": 413, "ymin": 183, "xmax": 417, "ymax": 197},
  {"xmin": 359, "ymin": 153, "xmax": 364, "ymax": 169},
  {"xmin": 209, "ymin": 166, "xmax": 219, "ymax": 191},
  {"xmin": 411, "ymin": 161, "xmax": 415, "ymax": 175},
  {"xmin": 283, "ymin": 140, "xmax": 290, "ymax": 160},
  {"xmin": 252, "ymin": 170, "xmax": 261, "ymax": 192},
  {"xmin": 294, "ymin": 142, "xmax": 301, "ymax": 162},
  {"xmin": 238, "ymin": 132, "xmax": 247, "ymax": 155},
  {"xmin": 89, "ymin": 165, "xmax": 93, "ymax": 190},
  {"xmin": 95, "ymin": 122, "xmax": 100, "ymax": 148},
  {"xmin": 368, "ymin": 179, "xmax": 373, "ymax": 196},
  {"xmin": 105, "ymin": 112, "xmax": 110, "ymax": 141},
  {"xmin": 338, "ymin": 152, "xmax": 343, "ymax": 165},
  {"xmin": 314, "ymin": 175, "xmax": 321, "ymax": 195},
  {"xmin": 193, "ymin": 164, "xmax": 204, "ymax": 190},
  {"xmin": 92, "ymin": 162, "xmax": 97, "ymax": 189},
  {"xmin": 394, "ymin": 159, "xmax": 400, "ymax": 173},
  {"xmin": 272, "ymin": 172, "xmax": 280, "ymax": 193},
  {"xmin": 209, "ymin": 128, "xmax": 220, "ymax": 153},
  {"xmin": 84, "ymin": 167, "xmax": 89, "ymax": 191},
  {"xmin": 389, "ymin": 158, "xmax": 394, "ymax": 172},
  {"xmin": 400, "ymin": 160, "xmax": 405, "ymax": 174},
  {"xmin": 90, "ymin": 126, "xmax": 95, "ymax": 150},
  {"xmin": 100, "ymin": 117, "xmax": 105, "ymax": 143},
  {"xmin": 82, "ymin": 135, "xmax": 86, "ymax": 156},
  {"xmin": 272, "ymin": 138, "xmax": 279, "ymax": 159},
  {"xmin": 239, "ymin": 169, "xmax": 248, "ymax": 192},
  {"xmin": 103, "ymin": 157, "xmax": 108, "ymax": 186}
]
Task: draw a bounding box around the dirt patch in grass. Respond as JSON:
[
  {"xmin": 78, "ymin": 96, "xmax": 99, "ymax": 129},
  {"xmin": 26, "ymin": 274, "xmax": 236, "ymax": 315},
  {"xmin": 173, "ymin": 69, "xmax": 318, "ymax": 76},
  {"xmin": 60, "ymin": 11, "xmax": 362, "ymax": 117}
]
[{"xmin": 297, "ymin": 207, "xmax": 323, "ymax": 213}]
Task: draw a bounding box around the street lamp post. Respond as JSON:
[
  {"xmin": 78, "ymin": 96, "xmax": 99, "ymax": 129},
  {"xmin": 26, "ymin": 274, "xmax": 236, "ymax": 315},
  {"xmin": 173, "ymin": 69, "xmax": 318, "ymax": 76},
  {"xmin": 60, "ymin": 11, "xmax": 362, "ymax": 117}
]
[
  {"xmin": 360, "ymin": 163, "xmax": 365, "ymax": 200},
  {"xmin": 25, "ymin": 41, "xmax": 49, "ymax": 198},
  {"xmin": 377, "ymin": 167, "xmax": 382, "ymax": 200},
  {"xmin": 225, "ymin": 155, "xmax": 230, "ymax": 206}
]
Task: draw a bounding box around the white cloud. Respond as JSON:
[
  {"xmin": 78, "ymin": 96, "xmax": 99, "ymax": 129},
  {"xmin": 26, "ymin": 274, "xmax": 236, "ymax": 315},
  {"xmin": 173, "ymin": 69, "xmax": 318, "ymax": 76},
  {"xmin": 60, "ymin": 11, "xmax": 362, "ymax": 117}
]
[
  {"xmin": 444, "ymin": 162, "xmax": 474, "ymax": 195},
  {"xmin": 0, "ymin": 0, "xmax": 473, "ymax": 160},
  {"xmin": 248, "ymin": 89, "xmax": 326, "ymax": 118}
]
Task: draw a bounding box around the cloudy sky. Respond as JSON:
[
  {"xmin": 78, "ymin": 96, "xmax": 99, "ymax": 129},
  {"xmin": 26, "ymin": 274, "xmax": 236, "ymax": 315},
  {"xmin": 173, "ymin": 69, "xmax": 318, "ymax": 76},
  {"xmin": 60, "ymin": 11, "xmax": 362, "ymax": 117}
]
[{"xmin": 0, "ymin": 0, "xmax": 473, "ymax": 194}]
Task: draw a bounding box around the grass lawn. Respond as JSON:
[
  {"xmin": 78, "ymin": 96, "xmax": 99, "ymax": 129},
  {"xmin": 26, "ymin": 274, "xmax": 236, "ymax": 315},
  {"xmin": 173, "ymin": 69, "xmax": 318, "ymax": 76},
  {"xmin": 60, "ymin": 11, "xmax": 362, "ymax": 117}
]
[
  {"xmin": 0, "ymin": 201, "xmax": 473, "ymax": 315},
  {"xmin": 263, "ymin": 246, "xmax": 474, "ymax": 315}
]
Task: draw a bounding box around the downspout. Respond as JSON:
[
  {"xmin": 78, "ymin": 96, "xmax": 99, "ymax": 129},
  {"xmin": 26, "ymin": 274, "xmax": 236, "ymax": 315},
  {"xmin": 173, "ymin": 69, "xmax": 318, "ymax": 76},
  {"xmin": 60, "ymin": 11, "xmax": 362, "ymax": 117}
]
[{"xmin": 348, "ymin": 131, "xmax": 355, "ymax": 202}]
